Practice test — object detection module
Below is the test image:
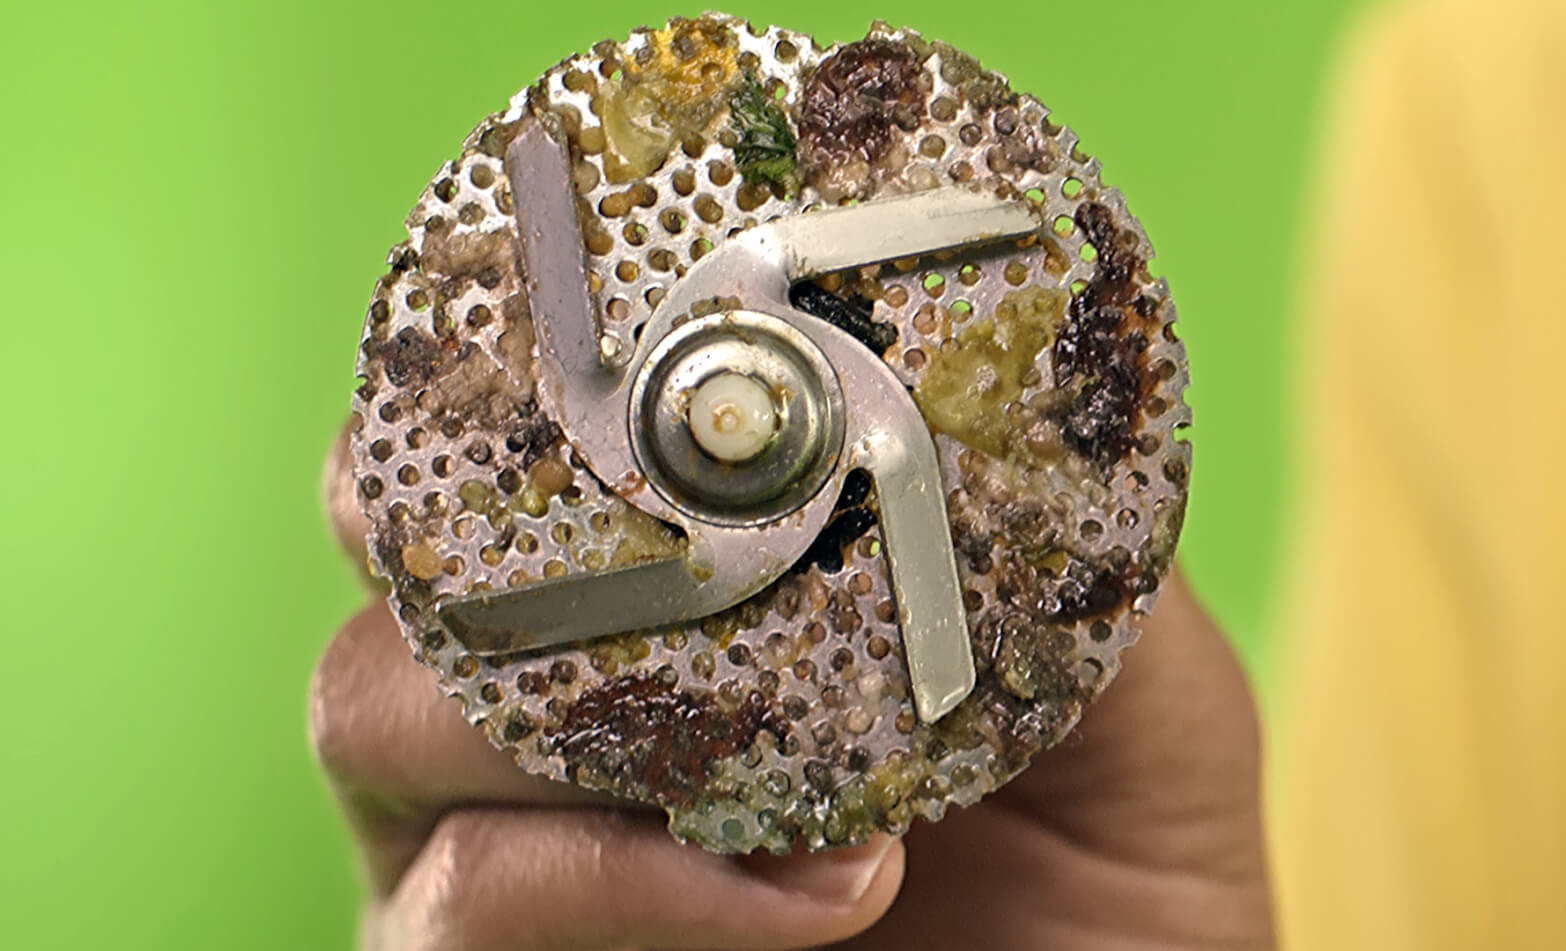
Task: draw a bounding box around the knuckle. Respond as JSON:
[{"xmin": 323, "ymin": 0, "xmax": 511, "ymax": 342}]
[
  {"xmin": 323, "ymin": 418, "xmax": 379, "ymax": 588},
  {"xmin": 308, "ymin": 605, "xmax": 385, "ymax": 782},
  {"xmin": 405, "ymin": 814, "xmax": 494, "ymax": 948},
  {"xmin": 408, "ymin": 811, "xmax": 628, "ymax": 951},
  {"xmin": 322, "ymin": 421, "xmax": 364, "ymax": 534}
]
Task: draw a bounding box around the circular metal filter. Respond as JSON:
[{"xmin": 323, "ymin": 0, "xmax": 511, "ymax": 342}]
[{"xmin": 350, "ymin": 13, "xmax": 1191, "ymax": 854}]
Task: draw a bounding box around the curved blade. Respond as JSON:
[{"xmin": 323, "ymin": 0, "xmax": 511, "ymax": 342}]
[
  {"xmin": 448, "ymin": 116, "xmax": 1037, "ymax": 719},
  {"xmin": 780, "ymin": 316, "xmax": 979, "ymax": 722},
  {"xmin": 438, "ymin": 554, "xmax": 702, "ymax": 653}
]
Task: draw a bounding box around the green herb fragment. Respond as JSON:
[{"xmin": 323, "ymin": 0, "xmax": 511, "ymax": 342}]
[{"xmin": 728, "ymin": 73, "xmax": 799, "ymax": 192}]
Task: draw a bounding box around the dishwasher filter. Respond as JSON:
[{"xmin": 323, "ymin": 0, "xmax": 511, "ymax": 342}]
[{"xmin": 350, "ymin": 14, "xmax": 1191, "ymax": 854}]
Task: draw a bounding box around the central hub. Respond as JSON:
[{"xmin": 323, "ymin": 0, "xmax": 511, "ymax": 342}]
[
  {"xmin": 629, "ymin": 310, "xmax": 846, "ymax": 526},
  {"xmin": 686, "ymin": 372, "xmax": 779, "ymax": 463}
]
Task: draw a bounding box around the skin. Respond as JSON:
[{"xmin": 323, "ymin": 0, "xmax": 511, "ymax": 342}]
[{"xmin": 315, "ymin": 424, "xmax": 1275, "ymax": 949}]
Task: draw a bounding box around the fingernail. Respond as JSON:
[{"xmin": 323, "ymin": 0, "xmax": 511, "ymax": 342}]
[{"xmin": 744, "ymin": 834, "xmax": 899, "ymax": 905}]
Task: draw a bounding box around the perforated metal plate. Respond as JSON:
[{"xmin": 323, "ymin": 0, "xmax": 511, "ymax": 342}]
[{"xmin": 350, "ymin": 14, "xmax": 1191, "ymax": 853}]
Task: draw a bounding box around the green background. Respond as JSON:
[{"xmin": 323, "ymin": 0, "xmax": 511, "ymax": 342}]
[{"xmin": 1, "ymin": 1, "xmax": 1368, "ymax": 947}]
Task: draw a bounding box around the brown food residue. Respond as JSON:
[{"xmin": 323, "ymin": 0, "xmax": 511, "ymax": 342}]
[
  {"xmin": 551, "ymin": 675, "xmax": 788, "ymax": 804},
  {"xmin": 1050, "ymin": 201, "xmax": 1159, "ymax": 470},
  {"xmin": 375, "ymin": 327, "xmax": 449, "ymax": 388},
  {"xmin": 419, "ymin": 228, "xmax": 514, "ymax": 284},
  {"xmin": 798, "ymin": 38, "xmax": 929, "ymax": 200}
]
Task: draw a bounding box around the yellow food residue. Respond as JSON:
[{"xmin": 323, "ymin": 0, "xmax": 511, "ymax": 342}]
[
  {"xmin": 912, "ymin": 286, "xmax": 1066, "ymax": 461},
  {"xmin": 400, "ymin": 542, "xmax": 445, "ymax": 581},
  {"xmin": 597, "ymin": 18, "xmax": 741, "ymax": 182},
  {"xmin": 608, "ymin": 509, "xmax": 685, "ymax": 568}
]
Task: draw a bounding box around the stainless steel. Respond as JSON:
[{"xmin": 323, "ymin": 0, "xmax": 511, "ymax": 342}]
[
  {"xmin": 438, "ymin": 554, "xmax": 699, "ymax": 653},
  {"xmin": 854, "ymin": 404, "xmax": 977, "ymax": 723},
  {"xmin": 631, "ymin": 311, "xmax": 844, "ymax": 521},
  {"xmin": 508, "ymin": 117, "xmax": 624, "ymax": 416},
  {"xmin": 351, "ymin": 14, "xmax": 1192, "ymax": 855},
  {"xmin": 451, "ymin": 117, "xmax": 1037, "ymax": 718},
  {"xmin": 513, "ymin": 111, "xmax": 1040, "ymax": 507},
  {"xmin": 629, "ymin": 188, "xmax": 1043, "ymax": 416}
]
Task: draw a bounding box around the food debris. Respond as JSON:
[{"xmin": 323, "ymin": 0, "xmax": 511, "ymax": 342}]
[
  {"xmin": 798, "ymin": 38, "xmax": 929, "ymax": 200},
  {"xmin": 598, "ymin": 18, "xmax": 741, "ymax": 183},
  {"xmin": 400, "ymin": 543, "xmax": 444, "ymax": 581},
  {"xmin": 353, "ymin": 13, "xmax": 1190, "ymax": 857},
  {"xmin": 728, "ymin": 72, "xmax": 799, "ymax": 192},
  {"xmin": 914, "ymin": 286, "xmax": 1066, "ymax": 462}
]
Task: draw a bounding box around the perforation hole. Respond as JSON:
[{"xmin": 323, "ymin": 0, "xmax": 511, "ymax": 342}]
[{"xmin": 694, "ymin": 195, "xmax": 724, "ymax": 223}]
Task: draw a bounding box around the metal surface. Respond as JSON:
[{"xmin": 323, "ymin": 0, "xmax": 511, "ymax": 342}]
[
  {"xmin": 447, "ymin": 121, "xmax": 1030, "ymax": 716},
  {"xmin": 439, "ymin": 554, "xmax": 702, "ymax": 654},
  {"xmin": 351, "ymin": 14, "xmax": 1192, "ymax": 855},
  {"xmin": 630, "ymin": 312, "xmax": 843, "ymax": 521}
]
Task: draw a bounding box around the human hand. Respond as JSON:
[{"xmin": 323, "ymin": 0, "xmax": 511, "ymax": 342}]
[{"xmin": 314, "ymin": 423, "xmax": 1274, "ymax": 949}]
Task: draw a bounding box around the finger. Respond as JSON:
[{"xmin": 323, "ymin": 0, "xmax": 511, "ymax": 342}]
[
  {"xmin": 826, "ymin": 570, "xmax": 1274, "ymax": 951},
  {"xmin": 311, "ymin": 601, "xmax": 611, "ymax": 809},
  {"xmin": 1005, "ymin": 569, "xmax": 1267, "ymax": 876},
  {"xmin": 311, "ymin": 601, "xmax": 634, "ymax": 891},
  {"xmin": 364, "ymin": 808, "xmax": 904, "ymax": 951},
  {"xmin": 826, "ymin": 791, "xmax": 1270, "ymax": 951},
  {"xmin": 321, "ymin": 416, "xmax": 382, "ymax": 590}
]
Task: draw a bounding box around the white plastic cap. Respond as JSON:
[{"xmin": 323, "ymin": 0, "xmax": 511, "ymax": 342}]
[{"xmin": 687, "ymin": 372, "xmax": 778, "ymax": 463}]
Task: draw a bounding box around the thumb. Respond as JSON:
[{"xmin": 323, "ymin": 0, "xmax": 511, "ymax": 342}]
[{"xmin": 367, "ymin": 809, "xmax": 904, "ymax": 950}]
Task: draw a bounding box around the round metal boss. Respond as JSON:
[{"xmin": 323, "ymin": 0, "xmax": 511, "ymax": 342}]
[{"xmin": 631, "ymin": 311, "xmax": 845, "ymax": 523}]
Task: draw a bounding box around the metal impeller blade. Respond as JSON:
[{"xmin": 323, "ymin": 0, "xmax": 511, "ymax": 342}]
[{"xmin": 442, "ymin": 114, "xmax": 1036, "ymax": 722}]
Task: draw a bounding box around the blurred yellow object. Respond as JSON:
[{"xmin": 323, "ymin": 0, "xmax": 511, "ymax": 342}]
[{"xmin": 1271, "ymin": 0, "xmax": 1566, "ymax": 947}]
